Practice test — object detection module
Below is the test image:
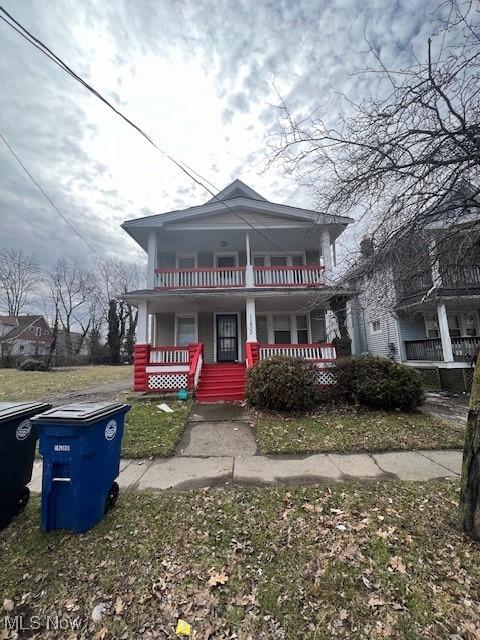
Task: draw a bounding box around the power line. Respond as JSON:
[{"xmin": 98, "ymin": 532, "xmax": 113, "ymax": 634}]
[
  {"xmin": 0, "ymin": 132, "xmax": 104, "ymax": 262},
  {"xmin": 0, "ymin": 6, "xmax": 294, "ymax": 253}
]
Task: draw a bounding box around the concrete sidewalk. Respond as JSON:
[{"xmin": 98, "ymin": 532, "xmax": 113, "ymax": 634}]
[{"xmin": 29, "ymin": 449, "xmax": 463, "ymax": 492}]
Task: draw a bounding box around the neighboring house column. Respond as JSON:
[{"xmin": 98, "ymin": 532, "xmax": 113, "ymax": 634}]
[
  {"xmin": 437, "ymin": 302, "xmax": 454, "ymax": 362},
  {"xmin": 245, "ymin": 232, "xmax": 254, "ymax": 286},
  {"xmin": 321, "ymin": 228, "xmax": 333, "ymax": 284},
  {"xmin": 147, "ymin": 231, "xmax": 158, "ymax": 289},
  {"xmin": 246, "ymin": 297, "xmax": 257, "ymax": 341},
  {"xmin": 134, "ymin": 300, "xmax": 150, "ymax": 391}
]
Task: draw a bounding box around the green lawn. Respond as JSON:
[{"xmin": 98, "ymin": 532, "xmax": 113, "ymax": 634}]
[
  {"xmin": 254, "ymin": 409, "xmax": 465, "ymax": 455},
  {"xmin": 1, "ymin": 481, "xmax": 478, "ymax": 639},
  {"xmin": 121, "ymin": 399, "xmax": 192, "ymax": 458},
  {"xmin": 0, "ymin": 366, "xmax": 133, "ymax": 400}
]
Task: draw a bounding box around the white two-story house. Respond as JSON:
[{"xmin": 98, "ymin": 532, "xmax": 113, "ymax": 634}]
[{"xmin": 122, "ymin": 180, "xmax": 353, "ymax": 401}]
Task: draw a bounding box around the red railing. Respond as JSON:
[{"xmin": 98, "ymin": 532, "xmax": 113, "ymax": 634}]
[
  {"xmin": 155, "ymin": 266, "xmax": 245, "ymax": 289},
  {"xmin": 258, "ymin": 343, "xmax": 336, "ymax": 361},
  {"xmin": 245, "ymin": 342, "xmax": 259, "ymax": 368},
  {"xmin": 253, "ymin": 264, "xmax": 324, "ymax": 287},
  {"xmin": 188, "ymin": 343, "xmax": 204, "ymax": 390}
]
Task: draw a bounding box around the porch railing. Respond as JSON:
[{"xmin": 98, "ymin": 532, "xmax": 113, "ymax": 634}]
[
  {"xmin": 253, "ymin": 265, "xmax": 324, "ymax": 287},
  {"xmin": 405, "ymin": 336, "xmax": 480, "ymax": 362},
  {"xmin": 188, "ymin": 343, "xmax": 204, "ymax": 391},
  {"xmin": 259, "ymin": 343, "xmax": 336, "ymax": 361},
  {"xmin": 155, "ymin": 267, "xmax": 245, "ymax": 289},
  {"xmin": 149, "ymin": 346, "xmax": 189, "ymax": 364},
  {"xmin": 440, "ymin": 264, "xmax": 480, "ymax": 288}
]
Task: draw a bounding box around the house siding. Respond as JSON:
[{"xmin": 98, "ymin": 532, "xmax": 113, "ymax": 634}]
[
  {"xmin": 310, "ymin": 309, "xmax": 326, "ymax": 342},
  {"xmin": 155, "ymin": 313, "xmax": 175, "ymax": 346},
  {"xmin": 198, "ymin": 312, "xmax": 214, "ymax": 363}
]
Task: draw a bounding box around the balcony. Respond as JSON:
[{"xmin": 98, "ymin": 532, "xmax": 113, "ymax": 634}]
[
  {"xmin": 405, "ymin": 336, "xmax": 480, "ymax": 362},
  {"xmin": 154, "ymin": 264, "xmax": 325, "ymax": 290}
]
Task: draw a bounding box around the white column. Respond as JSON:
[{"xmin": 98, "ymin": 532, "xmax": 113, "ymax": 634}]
[
  {"xmin": 146, "ymin": 231, "xmax": 158, "ymax": 289},
  {"xmin": 321, "ymin": 229, "xmax": 333, "ymax": 284},
  {"xmin": 137, "ymin": 300, "xmax": 149, "ymax": 344},
  {"xmin": 246, "ymin": 297, "xmax": 257, "ymax": 341},
  {"xmin": 245, "ymin": 232, "xmax": 254, "ymax": 286},
  {"xmin": 437, "ymin": 302, "xmax": 454, "ymax": 362}
]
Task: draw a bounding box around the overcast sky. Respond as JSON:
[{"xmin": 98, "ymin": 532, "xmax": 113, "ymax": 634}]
[{"xmin": 0, "ymin": 0, "xmax": 447, "ymax": 271}]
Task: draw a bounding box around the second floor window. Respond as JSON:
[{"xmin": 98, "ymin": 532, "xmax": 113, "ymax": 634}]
[{"xmin": 425, "ymin": 314, "xmax": 439, "ymax": 338}]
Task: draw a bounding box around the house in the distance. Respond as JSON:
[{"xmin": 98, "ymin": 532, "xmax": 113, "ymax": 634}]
[
  {"xmin": 0, "ymin": 315, "xmax": 52, "ymax": 359},
  {"xmin": 344, "ymin": 211, "xmax": 480, "ymax": 393},
  {"xmin": 122, "ymin": 179, "xmax": 353, "ymax": 401}
]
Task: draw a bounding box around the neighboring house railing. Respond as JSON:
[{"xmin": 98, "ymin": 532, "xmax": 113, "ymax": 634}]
[
  {"xmin": 154, "ymin": 264, "xmax": 325, "ymax": 289},
  {"xmin": 404, "ymin": 336, "xmax": 480, "ymax": 362},
  {"xmin": 155, "ymin": 267, "xmax": 245, "ymax": 289},
  {"xmin": 397, "ymin": 270, "xmax": 433, "ymax": 300},
  {"xmin": 253, "ymin": 265, "xmax": 324, "ymax": 287},
  {"xmin": 440, "ymin": 264, "xmax": 480, "ymax": 288}
]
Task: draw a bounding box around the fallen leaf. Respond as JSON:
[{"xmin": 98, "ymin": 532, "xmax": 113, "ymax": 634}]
[
  {"xmin": 114, "ymin": 596, "xmax": 125, "ymax": 615},
  {"xmin": 390, "ymin": 556, "xmax": 407, "ymax": 574},
  {"xmin": 175, "ymin": 619, "xmax": 192, "ymax": 636},
  {"xmin": 2, "ymin": 599, "xmax": 14, "ymax": 612},
  {"xmin": 208, "ymin": 572, "xmax": 229, "ymax": 587},
  {"xmin": 368, "ymin": 595, "xmax": 386, "ymax": 607},
  {"xmin": 91, "ymin": 602, "xmax": 106, "ymax": 623},
  {"xmin": 93, "ymin": 626, "xmax": 107, "ymax": 640}
]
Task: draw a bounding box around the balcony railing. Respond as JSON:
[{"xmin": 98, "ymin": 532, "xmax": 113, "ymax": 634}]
[
  {"xmin": 440, "ymin": 264, "xmax": 480, "ymax": 289},
  {"xmin": 405, "ymin": 336, "xmax": 480, "ymax": 362},
  {"xmin": 154, "ymin": 264, "xmax": 325, "ymax": 290},
  {"xmin": 155, "ymin": 267, "xmax": 245, "ymax": 289},
  {"xmin": 253, "ymin": 265, "xmax": 324, "ymax": 287}
]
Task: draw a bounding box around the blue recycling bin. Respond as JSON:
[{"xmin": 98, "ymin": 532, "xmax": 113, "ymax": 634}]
[
  {"xmin": 0, "ymin": 401, "xmax": 51, "ymax": 530},
  {"xmin": 31, "ymin": 402, "xmax": 130, "ymax": 533}
]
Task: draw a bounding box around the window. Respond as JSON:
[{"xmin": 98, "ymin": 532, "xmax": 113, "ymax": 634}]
[
  {"xmin": 215, "ymin": 254, "xmax": 237, "ymax": 268},
  {"xmin": 425, "ymin": 314, "xmax": 439, "ymax": 338},
  {"xmin": 253, "ymin": 256, "xmax": 265, "ymax": 266},
  {"xmin": 44, "ymin": 329, "xmax": 49, "ymax": 336},
  {"xmin": 447, "ymin": 314, "xmax": 461, "ymax": 337},
  {"xmin": 296, "ymin": 315, "xmax": 309, "ymax": 343},
  {"xmin": 177, "ymin": 254, "xmax": 196, "ymax": 269},
  {"xmin": 462, "ymin": 312, "xmax": 478, "ymax": 337},
  {"xmin": 270, "ymin": 255, "xmax": 288, "ymax": 267},
  {"xmin": 291, "ymin": 255, "xmax": 305, "ymax": 266},
  {"xmin": 35, "ymin": 327, "xmax": 42, "ymax": 337},
  {"xmin": 370, "ymin": 319, "xmax": 382, "ymax": 334},
  {"xmin": 176, "ymin": 315, "xmax": 197, "ymax": 346},
  {"xmin": 273, "ymin": 315, "xmax": 291, "ymax": 344},
  {"xmin": 256, "ymin": 315, "xmax": 268, "ymax": 343}
]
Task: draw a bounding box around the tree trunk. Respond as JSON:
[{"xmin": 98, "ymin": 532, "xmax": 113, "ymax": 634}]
[{"xmin": 459, "ymin": 358, "xmax": 480, "ymax": 539}]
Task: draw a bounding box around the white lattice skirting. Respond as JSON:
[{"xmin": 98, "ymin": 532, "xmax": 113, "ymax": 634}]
[
  {"xmin": 148, "ymin": 373, "xmax": 188, "ymax": 391},
  {"xmin": 316, "ymin": 365, "xmax": 336, "ymax": 386}
]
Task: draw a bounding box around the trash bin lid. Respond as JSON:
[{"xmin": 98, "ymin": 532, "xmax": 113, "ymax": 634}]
[
  {"xmin": 31, "ymin": 402, "xmax": 127, "ymax": 424},
  {"xmin": 0, "ymin": 401, "xmax": 52, "ymax": 424}
]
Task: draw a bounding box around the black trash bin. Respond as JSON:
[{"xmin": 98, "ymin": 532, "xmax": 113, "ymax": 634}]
[{"xmin": 0, "ymin": 401, "xmax": 51, "ymax": 530}]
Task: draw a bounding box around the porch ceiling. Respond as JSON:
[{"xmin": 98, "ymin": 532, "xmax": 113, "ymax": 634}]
[
  {"xmin": 129, "ymin": 289, "xmax": 336, "ymax": 314},
  {"xmin": 154, "ymin": 227, "xmax": 331, "ymax": 254}
]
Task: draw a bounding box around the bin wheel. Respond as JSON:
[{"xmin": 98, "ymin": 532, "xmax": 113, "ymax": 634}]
[
  {"xmin": 105, "ymin": 482, "xmax": 119, "ymax": 514},
  {"xmin": 15, "ymin": 487, "xmax": 30, "ymax": 515}
]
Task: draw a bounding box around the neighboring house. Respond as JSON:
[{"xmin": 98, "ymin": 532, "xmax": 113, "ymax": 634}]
[
  {"xmin": 344, "ymin": 216, "xmax": 480, "ymax": 393},
  {"xmin": 122, "ymin": 179, "xmax": 353, "ymax": 400},
  {"xmin": 0, "ymin": 315, "xmax": 52, "ymax": 358}
]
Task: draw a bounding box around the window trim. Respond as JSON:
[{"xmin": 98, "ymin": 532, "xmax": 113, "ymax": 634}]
[
  {"xmin": 176, "ymin": 253, "xmax": 197, "ymax": 269},
  {"xmin": 255, "ymin": 312, "xmax": 312, "ymax": 344},
  {"xmin": 370, "ymin": 319, "xmax": 382, "ymax": 335},
  {"xmin": 174, "ymin": 313, "xmax": 198, "ymax": 346},
  {"xmin": 213, "ymin": 252, "xmax": 239, "ymax": 268}
]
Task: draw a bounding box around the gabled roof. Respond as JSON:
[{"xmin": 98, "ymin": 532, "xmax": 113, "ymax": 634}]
[
  {"xmin": 205, "ymin": 179, "xmax": 267, "ymax": 204},
  {"xmin": 0, "ymin": 315, "xmax": 46, "ymax": 341}
]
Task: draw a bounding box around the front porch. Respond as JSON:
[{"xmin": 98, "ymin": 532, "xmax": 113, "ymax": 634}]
[{"xmin": 132, "ymin": 293, "xmax": 337, "ymax": 398}]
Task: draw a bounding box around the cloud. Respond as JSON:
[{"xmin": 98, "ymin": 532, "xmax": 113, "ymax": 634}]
[{"xmin": 0, "ymin": 0, "xmax": 451, "ymax": 287}]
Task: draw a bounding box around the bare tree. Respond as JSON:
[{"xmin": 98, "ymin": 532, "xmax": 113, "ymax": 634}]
[
  {"xmin": 50, "ymin": 257, "xmax": 99, "ymax": 359},
  {"xmin": 0, "ymin": 248, "xmax": 41, "ymax": 315},
  {"xmin": 268, "ymin": 1, "xmax": 480, "ymax": 538}
]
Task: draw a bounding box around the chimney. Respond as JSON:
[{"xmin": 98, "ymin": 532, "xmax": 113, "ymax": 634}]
[{"xmin": 360, "ymin": 235, "xmax": 374, "ymax": 258}]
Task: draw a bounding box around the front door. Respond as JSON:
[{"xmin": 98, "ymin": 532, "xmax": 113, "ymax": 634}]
[{"xmin": 216, "ymin": 314, "xmax": 238, "ymax": 362}]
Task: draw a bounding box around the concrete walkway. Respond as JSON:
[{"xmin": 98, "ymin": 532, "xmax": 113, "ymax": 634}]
[{"xmin": 29, "ymin": 449, "xmax": 462, "ymax": 492}]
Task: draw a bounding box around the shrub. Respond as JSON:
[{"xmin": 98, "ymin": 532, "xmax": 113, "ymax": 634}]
[
  {"xmin": 246, "ymin": 356, "xmax": 319, "ymax": 412},
  {"xmin": 19, "ymin": 360, "xmax": 49, "ymax": 372},
  {"xmin": 334, "ymin": 356, "xmax": 423, "ymax": 411}
]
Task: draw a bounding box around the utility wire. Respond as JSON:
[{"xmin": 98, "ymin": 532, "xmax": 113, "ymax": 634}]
[
  {"xmin": 0, "ymin": 6, "xmax": 294, "ymax": 253},
  {"xmin": 0, "ymin": 132, "xmax": 104, "ymax": 262}
]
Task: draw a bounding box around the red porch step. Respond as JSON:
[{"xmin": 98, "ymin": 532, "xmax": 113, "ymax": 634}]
[{"xmin": 196, "ymin": 363, "xmax": 246, "ymax": 403}]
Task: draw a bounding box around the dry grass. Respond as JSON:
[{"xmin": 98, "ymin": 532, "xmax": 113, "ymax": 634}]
[{"xmin": 0, "ymin": 366, "xmax": 133, "ymax": 401}]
